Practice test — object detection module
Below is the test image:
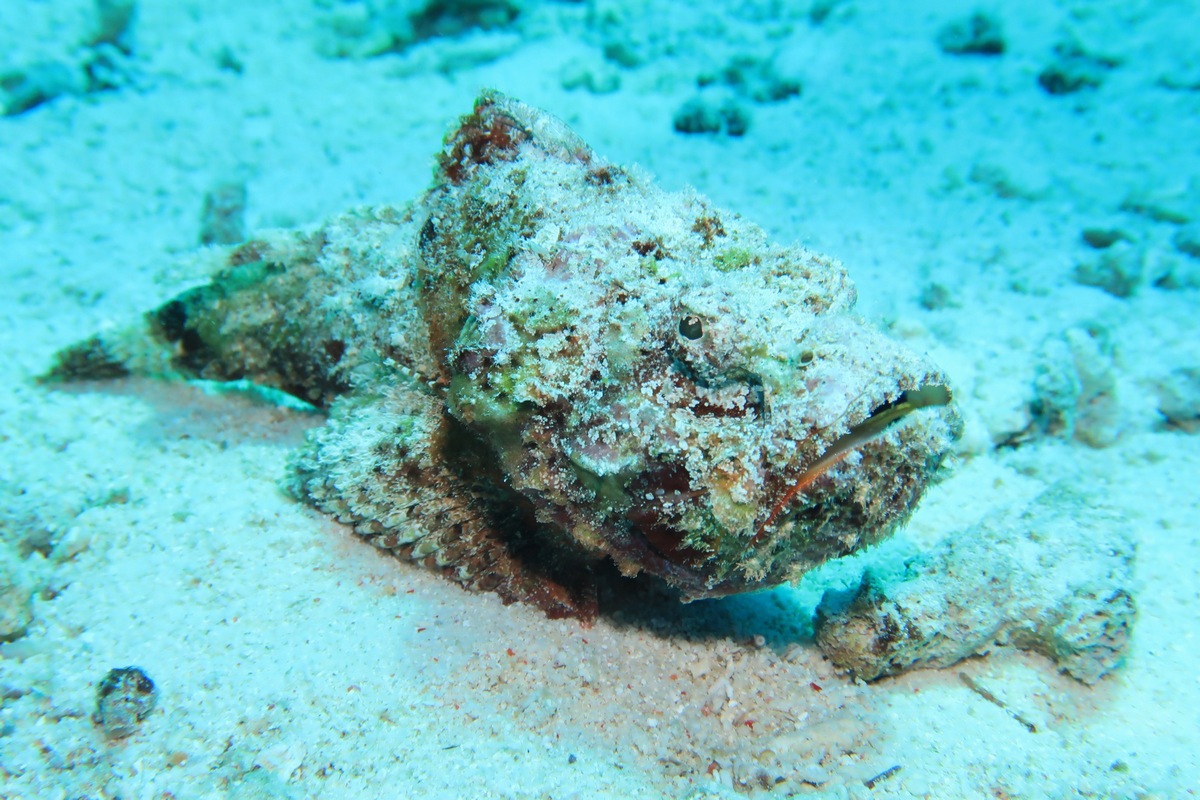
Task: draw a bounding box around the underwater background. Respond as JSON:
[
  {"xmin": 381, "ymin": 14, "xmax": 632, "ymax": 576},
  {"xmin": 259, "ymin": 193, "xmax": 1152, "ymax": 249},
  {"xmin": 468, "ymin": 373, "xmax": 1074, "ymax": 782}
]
[{"xmin": 1, "ymin": 1, "xmax": 1198, "ymax": 797}]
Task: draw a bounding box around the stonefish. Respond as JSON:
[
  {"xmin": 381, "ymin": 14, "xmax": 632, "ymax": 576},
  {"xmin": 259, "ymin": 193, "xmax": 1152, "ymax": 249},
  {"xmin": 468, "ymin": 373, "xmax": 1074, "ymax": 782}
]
[{"xmin": 47, "ymin": 92, "xmax": 960, "ymax": 620}]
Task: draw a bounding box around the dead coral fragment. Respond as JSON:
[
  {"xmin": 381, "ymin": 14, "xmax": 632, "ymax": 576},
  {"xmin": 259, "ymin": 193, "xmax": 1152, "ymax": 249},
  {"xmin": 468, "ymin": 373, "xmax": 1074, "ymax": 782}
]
[
  {"xmin": 815, "ymin": 485, "xmax": 1134, "ymax": 684},
  {"xmin": 1038, "ymin": 41, "xmax": 1118, "ymax": 95},
  {"xmin": 317, "ymin": 0, "xmax": 524, "ymax": 58},
  {"xmin": 96, "ymin": 666, "xmax": 158, "ymax": 739},
  {"xmin": 937, "ymin": 12, "xmax": 1005, "ymax": 56}
]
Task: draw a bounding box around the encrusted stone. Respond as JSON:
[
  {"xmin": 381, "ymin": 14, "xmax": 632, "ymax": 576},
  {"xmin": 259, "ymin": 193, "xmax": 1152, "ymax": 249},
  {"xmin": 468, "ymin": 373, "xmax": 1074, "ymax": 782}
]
[{"xmin": 96, "ymin": 666, "xmax": 158, "ymax": 739}]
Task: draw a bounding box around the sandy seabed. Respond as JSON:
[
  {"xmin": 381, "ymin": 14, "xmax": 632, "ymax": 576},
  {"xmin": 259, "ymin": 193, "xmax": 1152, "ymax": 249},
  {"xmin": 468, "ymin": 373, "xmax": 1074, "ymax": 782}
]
[{"xmin": 1, "ymin": 1, "xmax": 1198, "ymax": 798}]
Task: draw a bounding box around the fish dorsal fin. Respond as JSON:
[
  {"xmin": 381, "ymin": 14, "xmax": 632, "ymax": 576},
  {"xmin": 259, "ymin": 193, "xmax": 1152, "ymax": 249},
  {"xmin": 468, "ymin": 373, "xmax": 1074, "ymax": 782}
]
[{"xmin": 437, "ymin": 90, "xmax": 594, "ymax": 185}]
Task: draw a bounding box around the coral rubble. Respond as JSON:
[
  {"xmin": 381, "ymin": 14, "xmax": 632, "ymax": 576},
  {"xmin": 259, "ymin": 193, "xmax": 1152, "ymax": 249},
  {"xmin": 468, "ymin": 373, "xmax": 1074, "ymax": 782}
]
[
  {"xmin": 95, "ymin": 666, "xmax": 158, "ymax": 739},
  {"xmin": 44, "ymin": 92, "xmax": 959, "ymax": 619},
  {"xmin": 815, "ymin": 485, "xmax": 1134, "ymax": 684}
]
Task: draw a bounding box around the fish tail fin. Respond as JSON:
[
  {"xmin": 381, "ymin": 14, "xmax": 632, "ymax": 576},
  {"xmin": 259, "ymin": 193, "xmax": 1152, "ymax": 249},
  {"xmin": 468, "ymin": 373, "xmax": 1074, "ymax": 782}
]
[{"xmin": 40, "ymin": 231, "xmax": 356, "ymax": 407}]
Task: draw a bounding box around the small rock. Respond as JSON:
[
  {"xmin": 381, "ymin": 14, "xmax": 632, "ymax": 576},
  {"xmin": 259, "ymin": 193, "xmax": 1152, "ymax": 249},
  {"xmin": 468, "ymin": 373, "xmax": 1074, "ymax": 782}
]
[
  {"xmin": 1038, "ymin": 42, "xmax": 1117, "ymax": 95},
  {"xmin": 815, "ymin": 485, "xmax": 1134, "ymax": 684},
  {"xmin": 809, "ymin": 0, "xmax": 845, "ymax": 25},
  {"xmin": 317, "ymin": 0, "xmax": 522, "ymax": 58},
  {"xmin": 0, "ymin": 542, "xmax": 35, "ymax": 642},
  {"xmin": 1030, "ymin": 327, "xmax": 1120, "ymax": 448},
  {"xmin": 0, "ymin": 61, "xmax": 86, "ymax": 116},
  {"xmin": 937, "ymin": 12, "xmax": 1005, "ymax": 56},
  {"xmin": 1121, "ymin": 182, "xmax": 1198, "ymax": 224},
  {"xmin": 1029, "ymin": 337, "xmax": 1083, "ymax": 441},
  {"xmin": 918, "ymin": 282, "xmax": 955, "ymax": 310},
  {"xmin": 559, "ymin": 57, "xmax": 620, "ymax": 94},
  {"xmin": 968, "ymin": 161, "xmax": 1045, "ymax": 201},
  {"xmin": 1074, "ymin": 241, "xmax": 1144, "ymax": 298},
  {"xmin": 1155, "ymin": 367, "xmax": 1200, "ymax": 432},
  {"xmin": 704, "ymin": 55, "xmax": 801, "ymax": 104},
  {"xmin": 673, "ymin": 94, "xmax": 750, "ymax": 137},
  {"xmin": 1157, "ymin": 65, "xmax": 1200, "ymax": 91},
  {"xmin": 96, "ymin": 666, "xmax": 158, "ymax": 739},
  {"xmin": 1001, "ymin": 326, "xmax": 1124, "ymax": 450},
  {"xmin": 1172, "ymin": 223, "xmax": 1200, "ymax": 258},
  {"xmin": 1081, "ymin": 227, "xmax": 1132, "ymax": 249},
  {"xmin": 91, "ymin": 0, "xmax": 137, "ymax": 51},
  {"xmin": 200, "ymin": 181, "xmax": 248, "ymax": 246},
  {"xmin": 1152, "ymin": 251, "xmax": 1200, "ymax": 291},
  {"xmin": 83, "ymin": 42, "xmax": 140, "ymax": 93}
]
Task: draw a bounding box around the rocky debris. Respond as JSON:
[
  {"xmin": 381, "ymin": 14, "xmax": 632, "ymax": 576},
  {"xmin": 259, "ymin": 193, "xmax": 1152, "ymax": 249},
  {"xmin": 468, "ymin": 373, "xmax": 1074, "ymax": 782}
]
[
  {"xmin": 673, "ymin": 91, "xmax": 751, "ymax": 136},
  {"xmin": 0, "ymin": 0, "xmax": 139, "ymax": 116},
  {"xmin": 1074, "ymin": 241, "xmax": 1145, "ymax": 298},
  {"xmin": 95, "ymin": 666, "xmax": 158, "ymax": 739},
  {"xmin": 315, "ymin": 0, "xmax": 525, "ymax": 58},
  {"xmin": 1028, "ymin": 327, "xmax": 1120, "ymax": 448},
  {"xmin": 200, "ymin": 181, "xmax": 249, "ymax": 247},
  {"xmin": 815, "ymin": 485, "xmax": 1134, "ymax": 685},
  {"xmin": 936, "ymin": 11, "xmax": 1005, "ymax": 56},
  {"xmin": 1038, "ymin": 41, "xmax": 1118, "ymax": 95}
]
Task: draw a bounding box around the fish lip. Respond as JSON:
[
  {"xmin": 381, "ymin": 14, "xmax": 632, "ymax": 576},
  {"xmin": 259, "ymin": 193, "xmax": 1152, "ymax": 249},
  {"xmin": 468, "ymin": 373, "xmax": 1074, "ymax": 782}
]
[
  {"xmin": 756, "ymin": 383, "xmax": 955, "ymax": 534},
  {"xmin": 592, "ymin": 385, "xmax": 956, "ymax": 599}
]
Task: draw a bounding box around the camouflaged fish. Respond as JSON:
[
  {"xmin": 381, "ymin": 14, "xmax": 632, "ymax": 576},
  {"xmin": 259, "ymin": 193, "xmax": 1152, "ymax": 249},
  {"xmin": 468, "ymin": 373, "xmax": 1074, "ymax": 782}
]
[{"xmin": 45, "ymin": 92, "xmax": 961, "ymax": 620}]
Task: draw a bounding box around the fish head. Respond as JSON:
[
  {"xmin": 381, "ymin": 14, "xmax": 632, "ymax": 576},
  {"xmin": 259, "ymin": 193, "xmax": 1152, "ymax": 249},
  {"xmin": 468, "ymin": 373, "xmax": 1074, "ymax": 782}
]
[{"xmin": 425, "ymin": 92, "xmax": 961, "ymax": 598}]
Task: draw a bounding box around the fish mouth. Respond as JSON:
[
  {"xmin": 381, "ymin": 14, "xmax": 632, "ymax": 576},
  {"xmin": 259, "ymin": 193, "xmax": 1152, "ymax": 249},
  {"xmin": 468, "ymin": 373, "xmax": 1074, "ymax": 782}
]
[
  {"xmin": 757, "ymin": 384, "xmax": 954, "ymax": 534},
  {"xmin": 608, "ymin": 384, "xmax": 954, "ymax": 599},
  {"xmin": 823, "ymin": 385, "xmax": 953, "ymax": 470}
]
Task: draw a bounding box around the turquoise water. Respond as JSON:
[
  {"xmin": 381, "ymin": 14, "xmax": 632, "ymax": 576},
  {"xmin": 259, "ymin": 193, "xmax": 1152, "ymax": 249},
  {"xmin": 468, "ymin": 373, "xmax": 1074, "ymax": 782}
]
[{"xmin": 1, "ymin": 2, "xmax": 1198, "ymax": 797}]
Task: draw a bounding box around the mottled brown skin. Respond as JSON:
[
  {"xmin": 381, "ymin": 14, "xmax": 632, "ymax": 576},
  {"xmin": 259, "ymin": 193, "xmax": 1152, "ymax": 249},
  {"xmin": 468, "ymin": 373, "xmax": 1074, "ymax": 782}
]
[
  {"xmin": 43, "ymin": 93, "xmax": 959, "ymax": 621},
  {"xmin": 292, "ymin": 383, "xmax": 603, "ymax": 619}
]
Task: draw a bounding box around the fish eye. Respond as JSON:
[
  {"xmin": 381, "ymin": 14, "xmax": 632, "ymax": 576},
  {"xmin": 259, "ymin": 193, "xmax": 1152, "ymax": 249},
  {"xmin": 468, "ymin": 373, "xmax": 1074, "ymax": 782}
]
[{"xmin": 678, "ymin": 315, "xmax": 704, "ymax": 340}]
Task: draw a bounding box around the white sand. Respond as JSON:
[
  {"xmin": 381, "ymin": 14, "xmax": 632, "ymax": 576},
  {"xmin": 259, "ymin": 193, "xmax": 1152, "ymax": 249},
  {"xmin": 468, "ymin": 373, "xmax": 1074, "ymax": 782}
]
[{"xmin": 1, "ymin": 1, "xmax": 1198, "ymax": 797}]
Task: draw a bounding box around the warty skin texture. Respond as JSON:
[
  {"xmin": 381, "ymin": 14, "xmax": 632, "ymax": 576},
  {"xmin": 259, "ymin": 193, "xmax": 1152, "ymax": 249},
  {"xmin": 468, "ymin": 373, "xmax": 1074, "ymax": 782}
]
[{"xmin": 45, "ymin": 92, "xmax": 960, "ymax": 620}]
